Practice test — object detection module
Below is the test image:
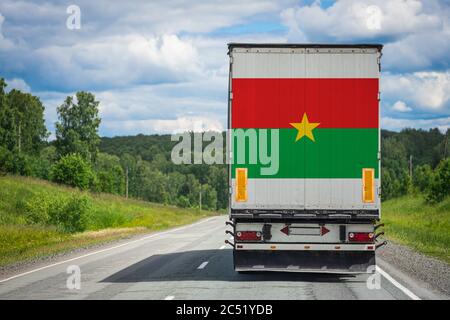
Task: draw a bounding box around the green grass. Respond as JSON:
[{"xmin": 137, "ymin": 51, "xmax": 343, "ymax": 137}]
[
  {"xmin": 381, "ymin": 195, "xmax": 450, "ymax": 263},
  {"xmin": 0, "ymin": 175, "xmax": 218, "ymax": 267}
]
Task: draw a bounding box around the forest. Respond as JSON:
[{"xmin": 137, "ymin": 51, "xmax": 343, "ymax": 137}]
[{"xmin": 0, "ymin": 77, "xmax": 449, "ymax": 212}]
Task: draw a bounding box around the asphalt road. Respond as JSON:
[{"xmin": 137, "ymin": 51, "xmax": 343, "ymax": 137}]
[{"xmin": 0, "ymin": 216, "xmax": 444, "ymax": 300}]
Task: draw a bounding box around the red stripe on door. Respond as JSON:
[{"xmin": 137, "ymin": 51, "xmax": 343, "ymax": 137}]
[{"xmin": 231, "ymin": 78, "xmax": 379, "ymax": 128}]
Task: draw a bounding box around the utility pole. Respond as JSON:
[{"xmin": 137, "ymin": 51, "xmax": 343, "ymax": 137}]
[
  {"xmin": 18, "ymin": 121, "xmax": 21, "ymax": 153},
  {"xmin": 125, "ymin": 167, "xmax": 129, "ymax": 199},
  {"xmin": 199, "ymin": 184, "xmax": 202, "ymax": 211},
  {"xmin": 444, "ymin": 131, "xmax": 449, "ymax": 159},
  {"xmin": 409, "ymin": 155, "xmax": 413, "ymax": 178}
]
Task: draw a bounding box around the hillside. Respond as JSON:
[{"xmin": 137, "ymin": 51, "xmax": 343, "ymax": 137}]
[
  {"xmin": 0, "ymin": 175, "xmax": 218, "ymax": 268},
  {"xmin": 381, "ymin": 195, "xmax": 450, "ymax": 263}
]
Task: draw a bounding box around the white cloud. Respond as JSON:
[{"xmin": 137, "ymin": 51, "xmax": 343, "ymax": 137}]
[
  {"xmin": 281, "ymin": 0, "xmax": 449, "ymax": 71},
  {"xmin": 382, "ymin": 22, "xmax": 450, "ymax": 70},
  {"xmin": 382, "ymin": 71, "xmax": 450, "ymax": 112},
  {"xmin": 5, "ymin": 77, "xmax": 30, "ymax": 92},
  {"xmin": 281, "ymin": 0, "xmax": 442, "ymax": 40},
  {"xmin": 391, "ymin": 100, "xmax": 412, "ymax": 112},
  {"xmin": 32, "ymin": 33, "xmax": 203, "ymax": 90},
  {"xmin": 103, "ymin": 116, "xmax": 224, "ymax": 135},
  {"xmin": 0, "ymin": 13, "xmax": 14, "ymax": 50},
  {"xmin": 381, "ymin": 116, "xmax": 450, "ymax": 132}
]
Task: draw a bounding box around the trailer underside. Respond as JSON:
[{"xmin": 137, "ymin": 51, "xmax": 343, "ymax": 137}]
[{"xmin": 234, "ymin": 249, "xmax": 375, "ymax": 274}]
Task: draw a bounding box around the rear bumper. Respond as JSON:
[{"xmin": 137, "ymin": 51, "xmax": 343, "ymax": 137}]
[
  {"xmin": 235, "ymin": 243, "xmax": 375, "ymax": 251},
  {"xmin": 234, "ymin": 250, "xmax": 375, "ymax": 274}
]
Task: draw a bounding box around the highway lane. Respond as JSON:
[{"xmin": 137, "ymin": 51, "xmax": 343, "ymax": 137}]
[{"xmin": 0, "ymin": 215, "xmax": 441, "ymax": 300}]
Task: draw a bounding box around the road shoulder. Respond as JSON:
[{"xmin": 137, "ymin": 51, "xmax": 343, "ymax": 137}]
[{"xmin": 378, "ymin": 241, "xmax": 450, "ymax": 299}]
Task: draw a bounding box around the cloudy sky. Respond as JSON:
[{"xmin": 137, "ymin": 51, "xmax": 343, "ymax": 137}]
[{"xmin": 0, "ymin": 0, "xmax": 449, "ymax": 137}]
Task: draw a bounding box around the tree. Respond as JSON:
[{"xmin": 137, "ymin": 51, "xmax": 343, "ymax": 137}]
[
  {"xmin": 427, "ymin": 158, "xmax": 450, "ymax": 203},
  {"xmin": 200, "ymin": 183, "xmax": 218, "ymax": 210},
  {"xmin": 0, "ymin": 79, "xmax": 16, "ymax": 151},
  {"xmin": 207, "ymin": 166, "xmax": 228, "ymax": 209},
  {"xmin": 94, "ymin": 153, "xmax": 125, "ymax": 194},
  {"xmin": 166, "ymin": 171, "xmax": 186, "ymax": 205},
  {"xmin": 140, "ymin": 169, "xmax": 169, "ymax": 203},
  {"xmin": 0, "ymin": 80, "xmax": 48, "ymax": 154},
  {"xmin": 0, "ymin": 146, "xmax": 31, "ymax": 176},
  {"xmin": 381, "ymin": 137, "xmax": 409, "ymax": 199},
  {"xmin": 413, "ymin": 164, "xmax": 433, "ymax": 192},
  {"xmin": 51, "ymin": 154, "xmax": 94, "ymax": 189},
  {"xmin": 183, "ymin": 174, "xmax": 201, "ymax": 207},
  {"xmin": 55, "ymin": 92, "xmax": 101, "ymax": 162},
  {"xmin": 7, "ymin": 89, "xmax": 48, "ymax": 154}
]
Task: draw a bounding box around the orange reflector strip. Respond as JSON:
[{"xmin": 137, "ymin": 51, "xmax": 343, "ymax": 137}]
[
  {"xmin": 362, "ymin": 168, "xmax": 375, "ymax": 203},
  {"xmin": 270, "ymin": 245, "xmax": 276, "ymax": 250},
  {"xmin": 235, "ymin": 168, "xmax": 248, "ymax": 202},
  {"xmin": 334, "ymin": 246, "xmax": 341, "ymax": 250},
  {"xmin": 304, "ymin": 245, "xmax": 310, "ymax": 249}
]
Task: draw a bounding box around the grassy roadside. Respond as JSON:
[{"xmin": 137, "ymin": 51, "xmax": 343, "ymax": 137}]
[
  {"xmin": 381, "ymin": 195, "xmax": 450, "ymax": 264},
  {"xmin": 0, "ymin": 176, "xmax": 219, "ymax": 268}
]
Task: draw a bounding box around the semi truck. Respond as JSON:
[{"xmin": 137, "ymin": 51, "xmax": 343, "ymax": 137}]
[{"xmin": 226, "ymin": 43, "xmax": 385, "ymax": 273}]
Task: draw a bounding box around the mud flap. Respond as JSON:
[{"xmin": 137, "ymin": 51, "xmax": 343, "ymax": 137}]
[{"xmin": 234, "ymin": 250, "xmax": 375, "ymax": 274}]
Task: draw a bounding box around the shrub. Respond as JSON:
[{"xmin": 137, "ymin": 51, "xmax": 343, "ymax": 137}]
[
  {"xmin": 427, "ymin": 158, "xmax": 450, "ymax": 203},
  {"xmin": 28, "ymin": 156, "xmax": 52, "ymax": 180},
  {"xmin": 0, "ymin": 146, "xmax": 13, "ymax": 174},
  {"xmin": 413, "ymin": 164, "xmax": 433, "ymax": 192},
  {"xmin": 49, "ymin": 195, "xmax": 90, "ymax": 233},
  {"xmin": 0, "ymin": 147, "xmax": 32, "ymax": 176},
  {"xmin": 27, "ymin": 146, "xmax": 57, "ymax": 179},
  {"xmin": 24, "ymin": 193, "xmax": 91, "ymax": 233},
  {"xmin": 24, "ymin": 194, "xmax": 52, "ymax": 225},
  {"xmin": 177, "ymin": 196, "xmax": 190, "ymax": 208},
  {"xmin": 51, "ymin": 154, "xmax": 93, "ymax": 189}
]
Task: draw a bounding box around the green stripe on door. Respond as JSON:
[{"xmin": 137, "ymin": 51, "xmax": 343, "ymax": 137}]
[{"xmin": 231, "ymin": 128, "xmax": 378, "ymax": 179}]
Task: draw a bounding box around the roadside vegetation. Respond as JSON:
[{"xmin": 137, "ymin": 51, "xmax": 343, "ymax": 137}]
[
  {"xmin": 0, "ymin": 175, "xmax": 217, "ymax": 267},
  {"xmin": 382, "ymin": 195, "xmax": 450, "ymax": 264}
]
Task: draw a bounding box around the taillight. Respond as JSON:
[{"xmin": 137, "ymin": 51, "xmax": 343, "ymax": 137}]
[
  {"xmin": 348, "ymin": 232, "xmax": 374, "ymax": 242},
  {"xmin": 236, "ymin": 231, "xmax": 262, "ymax": 241}
]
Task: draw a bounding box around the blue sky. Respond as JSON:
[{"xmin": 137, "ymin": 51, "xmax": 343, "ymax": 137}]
[{"xmin": 0, "ymin": 0, "xmax": 449, "ymax": 137}]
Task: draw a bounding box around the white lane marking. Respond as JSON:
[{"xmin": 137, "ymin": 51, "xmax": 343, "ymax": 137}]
[
  {"xmin": 164, "ymin": 295, "xmax": 175, "ymax": 300},
  {"xmin": 0, "ymin": 216, "xmax": 219, "ymax": 283},
  {"xmin": 197, "ymin": 261, "xmax": 209, "ymax": 269},
  {"xmin": 376, "ymin": 266, "xmax": 421, "ymax": 300},
  {"xmin": 219, "ymin": 245, "xmax": 226, "ymax": 250}
]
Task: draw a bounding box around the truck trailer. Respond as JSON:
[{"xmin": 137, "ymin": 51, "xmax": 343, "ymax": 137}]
[{"xmin": 226, "ymin": 43, "xmax": 384, "ymax": 273}]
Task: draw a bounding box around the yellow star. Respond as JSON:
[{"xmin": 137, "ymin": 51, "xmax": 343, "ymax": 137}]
[{"xmin": 290, "ymin": 113, "xmax": 320, "ymax": 142}]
